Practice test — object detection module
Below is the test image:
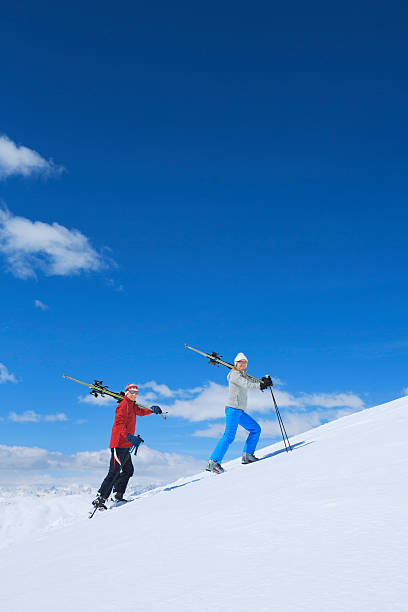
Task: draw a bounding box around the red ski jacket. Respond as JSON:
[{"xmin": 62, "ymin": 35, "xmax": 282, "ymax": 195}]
[{"xmin": 109, "ymin": 396, "xmax": 151, "ymax": 448}]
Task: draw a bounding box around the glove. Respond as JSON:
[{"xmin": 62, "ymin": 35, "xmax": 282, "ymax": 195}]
[
  {"xmin": 126, "ymin": 433, "xmax": 144, "ymax": 449},
  {"xmin": 150, "ymin": 405, "xmax": 162, "ymax": 415},
  {"xmin": 260, "ymin": 375, "xmax": 273, "ymax": 391}
]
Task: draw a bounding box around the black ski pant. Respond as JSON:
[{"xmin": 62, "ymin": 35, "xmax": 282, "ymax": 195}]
[{"xmin": 98, "ymin": 448, "xmax": 134, "ymax": 500}]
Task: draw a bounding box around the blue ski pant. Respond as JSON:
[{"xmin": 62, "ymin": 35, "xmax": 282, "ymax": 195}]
[{"xmin": 210, "ymin": 407, "xmax": 261, "ymax": 463}]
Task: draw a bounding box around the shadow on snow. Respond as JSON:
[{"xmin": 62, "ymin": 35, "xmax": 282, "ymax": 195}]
[
  {"xmin": 260, "ymin": 440, "xmax": 312, "ymax": 461},
  {"xmin": 126, "ymin": 440, "xmax": 312, "ymax": 504}
]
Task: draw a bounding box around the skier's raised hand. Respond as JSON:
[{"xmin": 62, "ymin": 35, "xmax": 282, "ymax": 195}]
[
  {"xmin": 260, "ymin": 376, "xmax": 273, "ymax": 391},
  {"xmin": 150, "ymin": 405, "xmax": 163, "ymax": 415}
]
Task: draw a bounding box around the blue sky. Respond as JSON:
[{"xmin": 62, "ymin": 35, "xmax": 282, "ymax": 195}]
[{"xmin": 0, "ymin": 1, "xmax": 407, "ymax": 483}]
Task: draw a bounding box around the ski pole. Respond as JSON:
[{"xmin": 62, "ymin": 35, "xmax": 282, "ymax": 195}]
[{"xmin": 270, "ymin": 388, "xmax": 292, "ymax": 452}]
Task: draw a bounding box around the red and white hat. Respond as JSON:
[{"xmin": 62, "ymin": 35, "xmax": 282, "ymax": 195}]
[{"xmin": 125, "ymin": 383, "xmax": 138, "ymax": 393}]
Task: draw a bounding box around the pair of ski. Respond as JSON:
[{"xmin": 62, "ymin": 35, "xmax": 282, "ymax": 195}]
[{"xmin": 62, "ymin": 375, "xmax": 167, "ymax": 418}]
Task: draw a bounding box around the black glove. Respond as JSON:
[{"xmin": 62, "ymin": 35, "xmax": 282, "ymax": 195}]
[
  {"xmin": 150, "ymin": 405, "xmax": 162, "ymax": 415},
  {"xmin": 126, "ymin": 433, "xmax": 144, "ymax": 449},
  {"xmin": 260, "ymin": 375, "xmax": 273, "ymax": 391}
]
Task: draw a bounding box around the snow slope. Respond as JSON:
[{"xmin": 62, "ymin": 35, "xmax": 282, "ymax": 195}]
[
  {"xmin": 0, "ymin": 484, "xmax": 157, "ymax": 551},
  {"xmin": 1, "ymin": 396, "xmax": 407, "ymax": 612}
]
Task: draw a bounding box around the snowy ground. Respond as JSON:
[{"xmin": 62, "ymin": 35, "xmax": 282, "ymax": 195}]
[
  {"xmin": 0, "ymin": 483, "xmax": 157, "ymax": 551},
  {"xmin": 1, "ymin": 396, "xmax": 407, "ymax": 611}
]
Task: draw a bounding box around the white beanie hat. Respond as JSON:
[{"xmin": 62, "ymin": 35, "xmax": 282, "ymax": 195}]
[{"xmin": 234, "ymin": 352, "xmax": 248, "ymax": 363}]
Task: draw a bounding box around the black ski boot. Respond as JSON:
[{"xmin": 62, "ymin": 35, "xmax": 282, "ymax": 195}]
[
  {"xmin": 92, "ymin": 493, "xmax": 107, "ymax": 510},
  {"xmin": 112, "ymin": 492, "xmax": 128, "ymax": 503}
]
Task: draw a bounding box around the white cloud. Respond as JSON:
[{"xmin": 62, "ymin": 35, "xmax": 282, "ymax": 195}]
[
  {"xmin": 139, "ymin": 381, "xmax": 175, "ymax": 398},
  {"xmin": 192, "ymin": 408, "xmax": 359, "ymax": 440},
  {"xmin": 165, "ymin": 382, "xmax": 231, "ymax": 422},
  {"xmin": 142, "ymin": 391, "xmax": 159, "ymax": 401},
  {"xmin": 161, "ymin": 381, "xmax": 365, "ymax": 423},
  {"xmin": 299, "ymin": 393, "xmax": 364, "ymax": 409},
  {"xmin": 0, "ymin": 135, "xmax": 63, "ymax": 179},
  {"xmin": 0, "ymin": 444, "xmax": 202, "ymax": 488},
  {"xmin": 0, "ymin": 363, "xmax": 17, "ymax": 384},
  {"xmin": 0, "ymin": 444, "xmax": 108, "ymax": 471},
  {"xmin": 78, "ymin": 394, "xmax": 116, "ymax": 406},
  {"xmin": 192, "ymin": 423, "xmax": 225, "ymax": 438},
  {"xmin": 403, "ymin": 388, "xmax": 408, "ymax": 396},
  {"xmin": 106, "ymin": 278, "xmax": 124, "ymax": 292},
  {"xmin": 249, "ymin": 389, "xmax": 364, "ymax": 412},
  {"xmin": 270, "ymin": 376, "xmax": 285, "ymax": 386},
  {"xmin": 162, "ymin": 382, "xmax": 298, "ymax": 422},
  {"xmin": 43, "ymin": 413, "xmax": 68, "ymax": 422},
  {"xmin": 134, "ymin": 446, "xmax": 203, "ymax": 483},
  {"xmin": 9, "ymin": 411, "xmax": 40, "ymax": 423},
  {"xmin": 261, "ymin": 407, "xmax": 360, "ymax": 438},
  {"xmin": 0, "ymin": 207, "xmax": 110, "ymax": 279},
  {"xmin": 139, "ymin": 380, "xmax": 203, "ymax": 399},
  {"xmin": 34, "ymin": 299, "xmax": 49, "ymax": 311},
  {"xmin": 8, "ymin": 411, "xmax": 68, "ymax": 423}
]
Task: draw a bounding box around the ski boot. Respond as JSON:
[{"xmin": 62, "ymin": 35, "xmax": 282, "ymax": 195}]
[
  {"xmin": 91, "ymin": 493, "xmax": 107, "ymax": 511},
  {"xmin": 112, "ymin": 492, "xmax": 128, "ymax": 503},
  {"xmin": 242, "ymin": 452, "xmax": 259, "ymax": 464},
  {"xmin": 206, "ymin": 459, "xmax": 225, "ymax": 474}
]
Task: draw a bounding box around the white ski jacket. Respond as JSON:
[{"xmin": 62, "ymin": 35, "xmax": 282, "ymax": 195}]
[{"xmin": 226, "ymin": 369, "xmax": 260, "ymax": 411}]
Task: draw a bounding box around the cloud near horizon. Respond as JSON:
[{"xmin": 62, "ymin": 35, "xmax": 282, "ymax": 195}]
[
  {"xmin": 0, "ymin": 134, "xmax": 63, "ymax": 179},
  {"xmin": 8, "ymin": 411, "xmax": 68, "ymax": 423},
  {"xmin": 0, "ymin": 207, "xmax": 111, "ymax": 279},
  {"xmin": 0, "ymin": 444, "xmax": 202, "ymax": 488}
]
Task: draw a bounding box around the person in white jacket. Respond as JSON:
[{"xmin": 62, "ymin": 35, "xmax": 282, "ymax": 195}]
[{"xmin": 206, "ymin": 352, "xmax": 272, "ymax": 474}]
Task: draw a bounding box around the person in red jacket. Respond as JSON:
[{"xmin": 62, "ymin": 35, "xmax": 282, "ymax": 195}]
[{"xmin": 92, "ymin": 382, "xmax": 162, "ymax": 509}]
